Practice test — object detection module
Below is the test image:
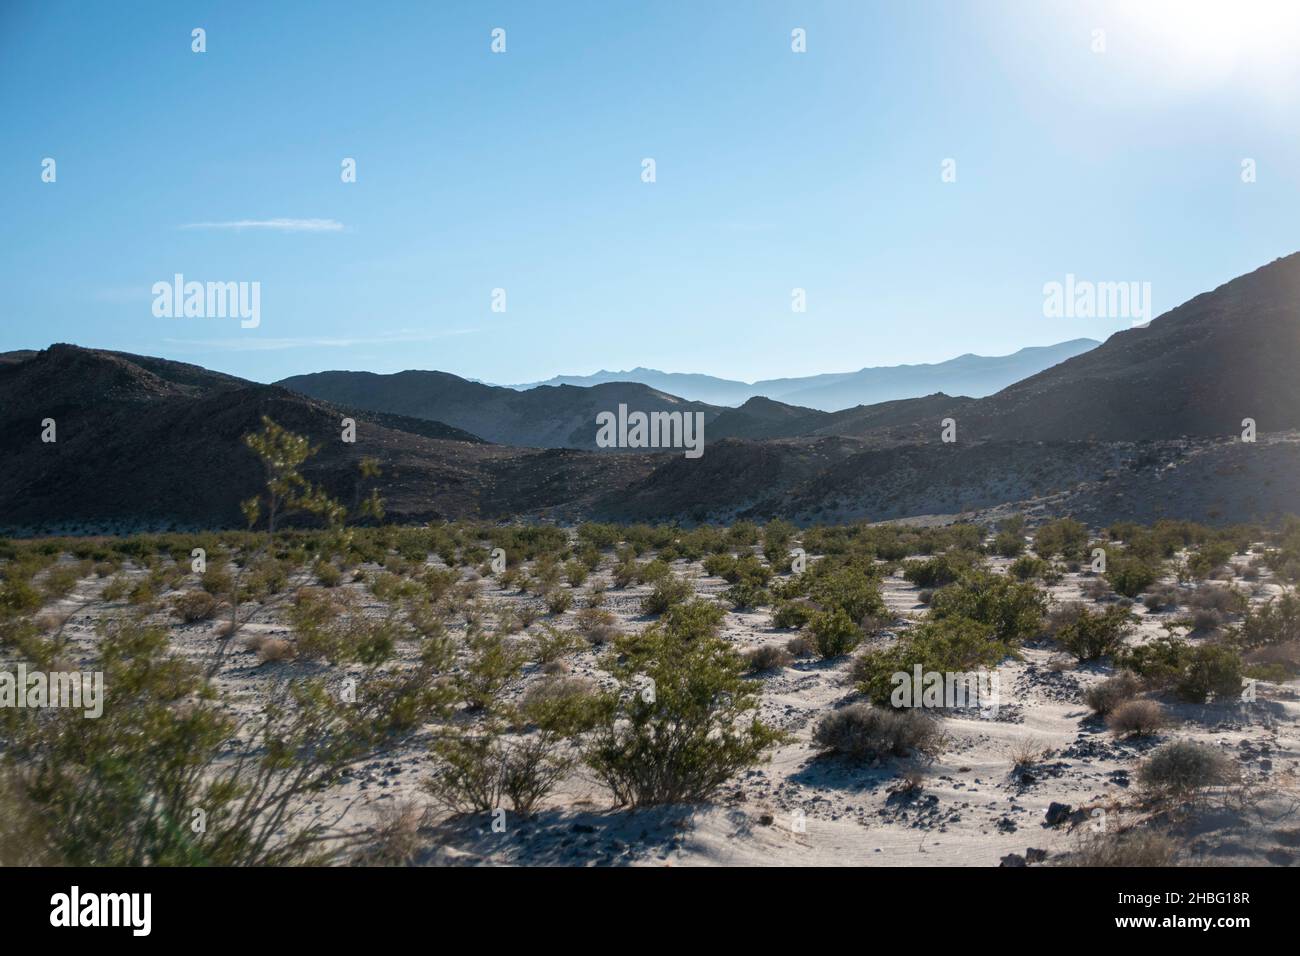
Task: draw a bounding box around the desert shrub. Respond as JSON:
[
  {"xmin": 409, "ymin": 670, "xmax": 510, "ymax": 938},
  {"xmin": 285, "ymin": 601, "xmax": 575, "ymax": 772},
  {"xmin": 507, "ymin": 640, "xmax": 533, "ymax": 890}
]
[
  {"xmin": 429, "ymin": 668, "xmax": 596, "ymax": 819},
  {"xmin": 1106, "ymin": 699, "xmax": 1167, "ymax": 737},
  {"xmin": 812, "ymin": 704, "xmax": 941, "ymax": 761},
  {"xmin": 1185, "ymin": 585, "xmax": 1246, "ymax": 616},
  {"xmin": 545, "ymin": 588, "xmax": 573, "ymax": 615},
  {"xmin": 1176, "ymin": 643, "xmax": 1244, "ymax": 704},
  {"xmin": 1184, "ymin": 541, "xmax": 1235, "ymax": 581},
  {"xmin": 98, "ymin": 575, "xmax": 130, "ymax": 602},
  {"xmin": 635, "ymin": 558, "xmax": 673, "ymax": 585},
  {"xmin": 40, "ymin": 565, "xmax": 82, "ymax": 600},
  {"xmin": 1138, "ymin": 741, "xmax": 1236, "ymax": 800},
  {"xmin": 242, "ymin": 557, "xmax": 290, "ymax": 600},
  {"xmin": 1033, "ymin": 518, "xmax": 1089, "ymax": 561},
  {"xmin": 1116, "ymin": 636, "xmax": 1191, "ymax": 690},
  {"xmin": 1104, "ymin": 554, "xmax": 1161, "ymax": 598},
  {"xmin": 902, "ymin": 555, "xmax": 967, "ymax": 589},
  {"xmin": 171, "ymin": 589, "xmax": 218, "ymax": 623},
  {"xmin": 929, "ymin": 571, "xmax": 1046, "ymax": 643},
  {"xmin": 1054, "ymin": 605, "xmax": 1132, "ymax": 661},
  {"xmin": 991, "ymin": 530, "xmax": 1025, "ymax": 558},
  {"xmin": 1061, "ymin": 829, "xmax": 1177, "ymax": 867},
  {"xmin": 531, "ymin": 623, "xmax": 584, "ymax": 665},
  {"xmin": 421, "ymin": 566, "xmax": 460, "ymax": 602},
  {"xmin": 2, "ymin": 621, "xmax": 446, "ymax": 865},
  {"xmin": 1009, "ymin": 555, "xmax": 1049, "ymax": 580},
  {"xmin": 314, "ymin": 560, "xmax": 343, "ymax": 588},
  {"xmin": 1185, "ymin": 607, "xmax": 1224, "ymax": 633},
  {"xmin": 563, "ymin": 560, "xmax": 589, "ymax": 589},
  {"xmin": 807, "ymin": 565, "xmax": 885, "ymax": 621},
  {"xmin": 127, "ymin": 579, "xmax": 155, "ymax": 606},
  {"xmin": 1081, "ymin": 577, "xmax": 1113, "ymax": 601},
  {"xmin": 661, "ymin": 599, "xmax": 726, "ymax": 640},
  {"xmin": 805, "ymin": 607, "xmax": 860, "ymax": 658},
  {"xmin": 762, "ymin": 519, "xmax": 797, "ymax": 565},
  {"xmin": 454, "ymin": 629, "xmax": 528, "ymax": 712},
  {"xmin": 853, "ymin": 616, "xmax": 1012, "ymax": 706},
  {"xmin": 785, "ymin": 634, "xmax": 816, "ymax": 657},
  {"xmin": 577, "ymin": 522, "xmax": 622, "ymax": 550},
  {"xmin": 640, "ymin": 575, "xmax": 693, "ymax": 615},
  {"xmin": 249, "ymin": 634, "xmax": 294, "ymax": 663},
  {"xmin": 583, "ymin": 624, "xmax": 785, "ymax": 806},
  {"xmin": 724, "ymin": 581, "xmax": 771, "ymax": 609},
  {"xmin": 1083, "ymin": 671, "xmax": 1142, "ymax": 716},
  {"xmin": 1242, "ymin": 641, "xmax": 1300, "ymax": 681},
  {"xmin": 0, "ymin": 775, "xmax": 60, "ymax": 865},
  {"xmin": 702, "ymin": 553, "xmax": 737, "ymax": 579},
  {"xmin": 428, "ymin": 728, "xmax": 567, "ymax": 818},
  {"xmin": 1143, "ymin": 584, "xmax": 1180, "ymax": 612},
  {"xmin": 1119, "ymin": 634, "xmax": 1242, "ymax": 702},
  {"xmin": 575, "ymin": 604, "xmax": 615, "ymax": 637},
  {"xmin": 0, "ymin": 578, "xmax": 43, "ymax": 615},
  {"xmin": 772, "ymin": 599, "xmax": 815, "ymax": 629},
  {"xmin": 352, "ymin": 800, "xmax": 426, "ymax": 867},
  {"xmin": 745, "ymin": 644, "xmax": 793, "ymax": 672},
  {"xmin": 193, "ymin": 562, "xmax": 229, "ymax": 596},
  {"xmin": 611, "ymin": 558, "xmax": 637, "ymax": 589}
]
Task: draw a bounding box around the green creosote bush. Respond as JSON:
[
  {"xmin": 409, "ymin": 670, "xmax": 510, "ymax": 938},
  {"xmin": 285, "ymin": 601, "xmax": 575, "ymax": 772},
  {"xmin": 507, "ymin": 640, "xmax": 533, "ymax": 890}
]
[
  {"xmin": 852, "ymin": 616, "xmax": 1014, "ymax": 707},
  {"xmin": 724, "ymin": 580, "xmax": 771, "ymax": 610},
  {"xmin": 929, "ymin": 571, "xmax": 1046, "ymax": 644},
  {"xmin": 1116, "ymin": 637, "xmax": 1246, "ymax": 704},
  {"xmin": 640, "ymin": 574, "xmax": 693, "ymax": 616},
  {"xmin": 0, "ymin": 621, "xmax": 448, "ymax": 865},
  {"xmin": 1032, "ymin": 518, "xmax": 1090, "ymax": 561},
  {"xmin": 1009, "ymin": 555, "xmax": 1049, "ymax": 580},
  {"xmin": 772, "ymin": 599, "xmax": 815, "ymax": 629},
  {"xmin": 1104, "ymin": 554, "xmax": 1161, "ymax": 598},
  {"xmin": 545, "ymin": 588, "xmax": 573, "ymax": 615},
  {"xmin": 1054, "ymin": 605, "xmax": 1133, "ymax": 661},
  {"xmin": 805, "ymin": 607, "xmax": 861, "ymax": 658},
  {"xmin": 583, "ymin": 621, "xmax": 786, "ymax": 807}
]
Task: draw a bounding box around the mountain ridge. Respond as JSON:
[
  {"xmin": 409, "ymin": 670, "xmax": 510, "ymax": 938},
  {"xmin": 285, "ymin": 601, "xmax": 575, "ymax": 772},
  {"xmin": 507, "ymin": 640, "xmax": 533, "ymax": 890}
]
[{"xmin": 507, "ymin": 339, "xmax": 1101, "ymax": 409}]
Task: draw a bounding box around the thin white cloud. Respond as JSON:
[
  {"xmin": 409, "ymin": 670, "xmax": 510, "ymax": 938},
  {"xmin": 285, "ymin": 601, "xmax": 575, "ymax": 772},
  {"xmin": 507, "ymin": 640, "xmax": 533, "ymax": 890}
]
[
  {"xmin": 161, "ymin": 328, "xmax": 478, "ymax": 352},
  {"xmin": 179, "ymin": 218, "xmax": 344, "ymax": 233}
]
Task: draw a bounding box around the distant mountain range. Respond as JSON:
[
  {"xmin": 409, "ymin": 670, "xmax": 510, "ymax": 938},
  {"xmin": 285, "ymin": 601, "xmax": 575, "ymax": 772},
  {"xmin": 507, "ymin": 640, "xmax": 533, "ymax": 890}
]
[
  {"xmin": 4, "ymin": 255, "xmax": 1300, "ymax": 532},
  {"xmin": 508, "ymin": 339, "xmax": 1101, "ymax": 410}
]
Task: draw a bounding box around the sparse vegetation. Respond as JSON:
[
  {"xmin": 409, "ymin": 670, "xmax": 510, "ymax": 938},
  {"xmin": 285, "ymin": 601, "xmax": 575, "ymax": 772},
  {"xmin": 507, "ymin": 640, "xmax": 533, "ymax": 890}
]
[{"xmin": 812, "ymin": 704, "xmax": 941, "ymax": 761}]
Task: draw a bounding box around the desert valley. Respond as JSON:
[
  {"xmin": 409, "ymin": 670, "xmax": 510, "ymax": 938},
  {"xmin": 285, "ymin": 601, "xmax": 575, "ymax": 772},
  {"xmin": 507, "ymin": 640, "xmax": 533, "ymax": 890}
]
[{"xmin": 3, "ymin": 254, "xmax": 1300, "ymax": 869}]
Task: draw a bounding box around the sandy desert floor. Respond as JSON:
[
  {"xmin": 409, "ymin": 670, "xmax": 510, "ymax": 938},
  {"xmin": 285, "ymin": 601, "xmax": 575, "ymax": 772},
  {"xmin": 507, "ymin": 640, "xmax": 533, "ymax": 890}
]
[{"xmin": 8, "ymin": 527, "xmax": 1298, "ymax": 868}]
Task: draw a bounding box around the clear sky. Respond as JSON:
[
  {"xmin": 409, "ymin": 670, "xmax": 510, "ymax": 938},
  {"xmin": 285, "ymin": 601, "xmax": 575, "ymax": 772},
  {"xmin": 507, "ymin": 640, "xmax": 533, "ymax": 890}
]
[{"xmin": 4, "ymin": 0, "xmax": 1300, "ymax": 385}]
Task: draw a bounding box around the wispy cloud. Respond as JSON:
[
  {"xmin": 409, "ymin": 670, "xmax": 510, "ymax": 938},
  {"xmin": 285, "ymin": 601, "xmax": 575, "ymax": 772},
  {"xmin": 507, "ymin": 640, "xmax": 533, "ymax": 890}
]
[
  {"xmin": 179, "ymin": 218, "xmax": 345, "ymax": 233},
  {"xmin": 161, "ymin": 328, "xmax": 478, "ymax": 352}
]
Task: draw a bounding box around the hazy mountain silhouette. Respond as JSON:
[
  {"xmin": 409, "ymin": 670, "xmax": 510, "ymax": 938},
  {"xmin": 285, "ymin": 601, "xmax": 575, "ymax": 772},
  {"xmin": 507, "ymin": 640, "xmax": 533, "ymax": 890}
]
[{"xmin": 511, "ymin": 339, "xmax": 1100, "ymax": 410}]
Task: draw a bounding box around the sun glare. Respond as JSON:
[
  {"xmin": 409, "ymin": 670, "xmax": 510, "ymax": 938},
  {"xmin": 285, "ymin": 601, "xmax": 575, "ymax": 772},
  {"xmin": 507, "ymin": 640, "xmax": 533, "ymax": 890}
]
[{"xmin": 1115, "ymin": 0, "xmax": 1300, "ymax": 86}]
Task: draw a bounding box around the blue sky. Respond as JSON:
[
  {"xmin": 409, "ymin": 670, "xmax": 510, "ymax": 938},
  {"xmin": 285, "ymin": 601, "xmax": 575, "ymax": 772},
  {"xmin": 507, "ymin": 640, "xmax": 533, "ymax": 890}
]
[{"xmin": 4, "ymin": 0, "xmax": 1300, "ymax": 384}]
